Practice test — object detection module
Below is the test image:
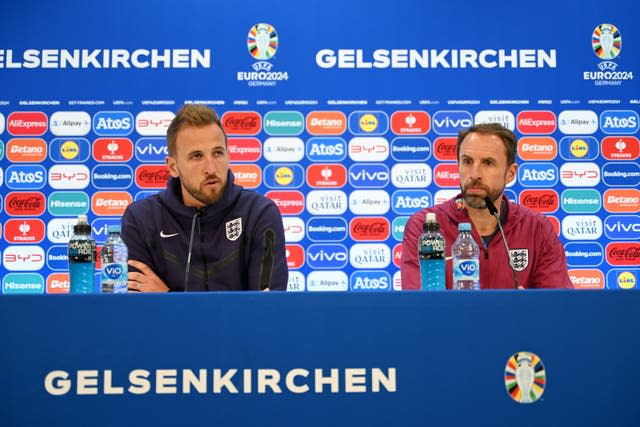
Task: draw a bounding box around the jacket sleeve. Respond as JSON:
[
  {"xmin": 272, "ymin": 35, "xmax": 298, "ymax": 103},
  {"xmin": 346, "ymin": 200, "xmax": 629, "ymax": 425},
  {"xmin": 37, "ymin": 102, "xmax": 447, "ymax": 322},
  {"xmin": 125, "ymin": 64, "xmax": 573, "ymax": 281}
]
[
  {"xmin": 531, "ymin": 217, "xmax": 573, "ymax": 289},
  {"xmin": 247, "ymin": 200, "xmax": 289, "ymax": 291},
  {"xmin": 400, "ymin": 210, "xmax": 425, "ymax": 290},
  {"xmin": 120, "ymin": 203, "xmax": 156, "ymax": 274}
]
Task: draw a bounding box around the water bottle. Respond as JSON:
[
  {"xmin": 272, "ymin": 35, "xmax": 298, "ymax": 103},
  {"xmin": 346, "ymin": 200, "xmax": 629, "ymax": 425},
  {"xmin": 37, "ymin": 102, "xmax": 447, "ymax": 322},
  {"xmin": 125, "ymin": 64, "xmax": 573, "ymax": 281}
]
[
  {"xmin": 101, "ymin": 225, "xmax": 128, "ymax": 293},
  {"xmin": 68, "ymin": 214, "xmax": 97, "ymax": 293},
  {"xmin": 452, "ymin": 222, "xmax": 480, "ymax": 290},
  {"xmin": 418, "ymin": 212, "xmax": 446, "ymax": 290}
]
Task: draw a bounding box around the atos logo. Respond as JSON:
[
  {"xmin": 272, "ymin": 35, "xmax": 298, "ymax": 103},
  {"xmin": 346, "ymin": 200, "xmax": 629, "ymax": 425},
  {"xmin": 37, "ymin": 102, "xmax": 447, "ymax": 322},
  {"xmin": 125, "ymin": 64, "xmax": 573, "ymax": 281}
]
[
  {"xmin": 391, "ymin": 163, "xmax": 432, "ymax": 188},
  {"xmin": 306, "ymin": 244, "xmax": 349, "ymax": 269},
  {"xmin": 263, "ymin": 164, "xmax": 304, "ymax": 189},
  {"xmin": 306, "ymin": 271, "xmax": 348, "ymax": 292},
  {"xmin": 306, "ymin": 217, "xmax": 348, "ymax": 242},
  {"xmin": 348, "ymin": 164, "xmax": 390, "ymax": 188},
  {"xmin": 600, "ymin": 110, "xmax": 639, "ymax": 134},
  {"xmin": 49, "ymin": 111, "xmax": 91, "ymax": 136},
  {"xmin": 287, "ymin": 271, "xmax": 305, "ymax": 292},
  {"xmin": 135, "ymin": 165, "xmax": 170, "ymax": 189},
  {"xmin": 433, "ymin": 137, "xmax": 457, "ymax": 161},
  {"xmin": 569, "ymin": 269, "xmax": 604, "ymax": 290},
  {"xmin": 7, "ymin": 138, "xmax": 47, "ymax": 162},
  {"xmin": 601, "ymin": 136, "xmax": 639, "ymax": 160},
  {"xmin": 49, "ymin": 138, "xmax": 90, "ymax": 162},
  {"xmin": 91, "ymin": 192, "xmax": 132, "ymax": 216},
  {"xmin": 92, "ymin": 164, "xmax": 133, "ymax": 189},
  {"xmin": 93, "ymin": 111, "xmax": 134, "ymax": 136},
  {"xmin": 392, "ymin": 190, "xmax": 431, "ymax": 215},
  {"xmin": 516, "ymin": 111, "xmax": 556, "ymax": 134},
  {"xmin": 559, "ymin": 136, "xmax": 598, "ymax": 160},
  {"xmin": 348, "ymin": 111, "xmax": 388, "ymax": 135},
  {"xmin": 5, "ymin": 165, "xmax": 46, "ymax": 190},
  {"xmin": 48, "ymin": 164, "xmax": 90, "ymax": 190},
  {"xmin": 561, "ymin": 189, "xmax": 601, "ymax": 214},
  {"xmin": 221, "ymin": 111, "xmax": 261, "ymax": 135},
  {"xmin": 602, "ymin": 162, "xmax": 640, "ymax": 187},
  {"xmin": 306, "ymin": 164, "xmax": 347, "ymax": 188},
  {"xmin": 227, "ymin": 138, "xmax": 261, "ymax": 162},
  {"xmin": 231, "ymin": 164, "xmax": 261, "ymax": 188},
  {"xmin": 5, "ymin": 192, "xmax": 45, "ymax": 216},
  {"xmin": 517, "ymin": 163, "xmax": 558, "ymax": 187},
  {"xmin": 263, "ymin": 137, "xmax": 305, "ymax": 162},
  {"xmin": 390, "ymin": 111, "xmax": 430, "ymax": 135},
  {"xmin": 3, "ymin": 245, "xmax": 45, "ymax": 271},
  {"xmin": 350, "ymin": 243, "xmax": 391, "ymax": 269},
  {"xmin": 306, "ymin": 190, "xmax": 348, "ymax": 215},
  {"xmin": 350, "ymin": 271, "xmax": 391, "ymax": 291},
  {"xmin": 390, "ymin": 137, "xmax": 431, "ymax": 161},
  {"xmin": 432, "ymin": 111, "xmax": 473, "ymax": 135},
  {"xmin": 306, "ymin": 111, "xmax": 347, "ymax": 135},
  {"xmin": 519, "ymin": 189, "xmax": 559, "ymax": 213},
  {"xmin": 135, "ymin": 111, "xmax": 175, "ymax": 136},
  {"xmin": 564, "ymin": 242, "xmax": 604, "ymax": 267},
  {"xmin": 350, "ymin": 217, "xmax": 390, "ymax": 241},
  {"xmin": 561, "ymin": 215, "xmax": 602, "ymax": 240},
  {"xmin": 266, "ymin": 191, "xmax": 305, "ymax": 215},
  {"xmin": 606, "ymin": 242, "xmax": 640, "ymax": 266},
  {"xmin": 348, "ymin": 137, "xmax": 389, "ymax": 162},
  {"xmin": 47, "ymin": 273, "xmax": 70, "ymax": 294},
  {"xmin": 4, "ymin": 219, "xmax": 45, "ymax": 244},
  {"xmin": 603, "ymin": 189, "xmax": 640, "ymax": 213},
  {"xmin": 433, "ymin": 163, "xmax": 459, "ymax": 187},
  {"xmin": 7, "ymin": 111, "xmax": 48, "ymax": 136},
  {"xmin": 606, "ymin": 269, "xmax": 638, "ymax": 290},
  {"xmin": 282, "ymin": 217, "xmax": 305, "ymax": 242},
  {"xmin": 91, "ymin": 218, "xmax": 121, "ymax": 244},
  {"xmin": 93, "ymin": 138, "xmax": 134, "ymax": 162},
  {"xmin": 47, "ymin": 218, "xmax": 76, "ymax": 243},
  {"xmin": 306, "ymin": 137, "xmax": 346, "ymax": 162},
  {"xmin": 557, "ymin": 110, "xmax": 598, "ymax": 135},
  {"xmin": 559, "ymin": 162, "xmax": 600, "ymax": 187},
  {"xmin": 604, "ymin": 215, "xmax": 640, "ymax": 240},
  {"xmin": 46, "ymin": 245, "xmax": 69, "ymax": 270},
  {"xmin": 285, "ymin": 244, "xmax": 305, "ymax": 269},
  {"xmin": 349, "ymin": 190, "xmax": 390, "ymax": 215},
  {"xmin": 2, "ymin": 273, "xmax": 44, "ymax": 294},
  {"xmin": 517, "ymin": 137, "xmax": 557, "ymax": 161},
  {"xmin": 135, "ymin": 138, "xmax": 168, "ymax": 163}
]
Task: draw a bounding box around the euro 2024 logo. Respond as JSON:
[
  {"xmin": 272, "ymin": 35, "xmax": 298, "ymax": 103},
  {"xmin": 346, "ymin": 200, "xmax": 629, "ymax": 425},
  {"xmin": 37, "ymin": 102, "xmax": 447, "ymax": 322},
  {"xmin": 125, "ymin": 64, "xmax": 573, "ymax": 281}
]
[
  {"xmin": 584, "ymin": 23, "xmax": 633, "ymax": 86},
  {"xmin": 237, "ymin": 23, "xmax": 289, "ymax": 87}
]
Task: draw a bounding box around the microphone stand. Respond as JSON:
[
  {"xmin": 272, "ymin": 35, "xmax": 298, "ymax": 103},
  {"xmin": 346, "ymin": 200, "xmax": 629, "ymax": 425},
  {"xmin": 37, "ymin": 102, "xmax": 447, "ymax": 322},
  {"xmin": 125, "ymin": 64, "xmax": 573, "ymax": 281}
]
[{"xmin": 484, "ymin": 196, "xmax": 519, "ymax": 289}]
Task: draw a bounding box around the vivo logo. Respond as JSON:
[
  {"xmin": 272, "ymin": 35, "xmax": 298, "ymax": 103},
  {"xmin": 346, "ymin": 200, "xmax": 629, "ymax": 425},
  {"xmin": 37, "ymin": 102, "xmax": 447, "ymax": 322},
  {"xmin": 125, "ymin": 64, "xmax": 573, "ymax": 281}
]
[
  {"xmin": 135, "ymin": 138, "xmax": 168, "ymax": 162},
  {"xmin": 432, "ymin": 111, "xmax": 473, "ymax": 135},
  {"xmin": 306, "ymin": 244, "xmax": 349, "ymax": 269},
  {"xmin": 604, "ymin": 215, "xmax": 640, "ymax": 240},
  {"xmin": 348, "ymin": 164, "xmax": 390, "ymax": 188},
  {"xmin": 91, "ymin": 218, "xmax": 121, "ymax": 243}
]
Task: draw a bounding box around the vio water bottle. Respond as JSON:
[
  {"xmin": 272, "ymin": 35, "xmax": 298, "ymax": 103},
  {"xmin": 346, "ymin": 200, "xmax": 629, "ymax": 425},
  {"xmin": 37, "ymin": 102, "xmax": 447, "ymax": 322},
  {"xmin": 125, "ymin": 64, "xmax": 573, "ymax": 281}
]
[
  {"xmin": 68, "ymin": 215, "xmax": 97, "ymax": 293},
  {"xmin": 101, "ymin": 225, "xmax": 128, "ymax": 293},
  {"xmin": 418, "ymin": 212, "xmax": 446, "ymax": 290},
  {"xmin": 452, "ymin": 222, "xmax": 480, "ymax": 290}
]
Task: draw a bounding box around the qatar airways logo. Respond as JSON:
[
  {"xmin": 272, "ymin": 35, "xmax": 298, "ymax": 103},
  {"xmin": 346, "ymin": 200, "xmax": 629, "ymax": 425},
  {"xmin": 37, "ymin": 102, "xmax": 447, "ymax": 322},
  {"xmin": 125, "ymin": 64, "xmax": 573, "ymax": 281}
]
[
  {"xmin": 47, "ymin": 218, "xmax": 77, "ymax": 243},
  {"xmin": 306, "ymin": 190, "xmax": 348, "ymax": 215},
  {"xmin": 474, "ymin": 110, "xmax": 515, "ymax": 130}
]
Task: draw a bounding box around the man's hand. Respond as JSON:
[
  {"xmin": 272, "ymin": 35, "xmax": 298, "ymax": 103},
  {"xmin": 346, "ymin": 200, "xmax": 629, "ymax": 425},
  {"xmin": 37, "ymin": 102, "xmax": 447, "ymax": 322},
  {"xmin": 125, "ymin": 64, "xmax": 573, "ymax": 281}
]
[{"xmin": 127, "ymin": 260, "xmax": 169, "ymax": 293}]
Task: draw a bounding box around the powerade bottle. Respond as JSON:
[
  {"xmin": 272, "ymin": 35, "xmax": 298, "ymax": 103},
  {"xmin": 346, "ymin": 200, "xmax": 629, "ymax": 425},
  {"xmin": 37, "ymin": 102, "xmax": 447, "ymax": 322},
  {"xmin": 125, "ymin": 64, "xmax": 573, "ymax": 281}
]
[
  {"xmin": 452, "ymin": 222, "xmax": 480, "ymax": 290},
  {"xmin": 101, "ymin": 225, "xmax": 128, "ymax": 293},
  {"xmin": 68, "ymin": 215, "xmax": 97, "ymax": 293},
  {"xmin": 418, "ymin": 212, "xmax": 446, "ymax": 290}
]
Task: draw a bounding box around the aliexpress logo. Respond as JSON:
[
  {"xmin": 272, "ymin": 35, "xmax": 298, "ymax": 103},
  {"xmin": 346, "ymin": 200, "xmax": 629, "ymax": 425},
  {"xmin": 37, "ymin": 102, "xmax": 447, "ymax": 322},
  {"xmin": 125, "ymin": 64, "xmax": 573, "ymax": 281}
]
[
  {"xmin": 4, "ymin": 219, "xmax": 45, "ymax": 243},
  {"xmin": 606, "ymin": 242, "xmax": 640, "ymax": 266},
  {"xmin": 231, "ymin": 164, "xmax": 261, "ymax": 188},
  {"xmin": 433, "ymin": 137, "xmax": 457, "ymax": 161},
  {"xmin": 266, "ymin": 191, "xmax": 305, "ymax": 215},
  {"xmin": 306, "ymin": 164, "xmax": 347, "ymax": 188},
  {"xmin": 285, "ymin": 244, "xmax": 305, "ymax": 269},
  {"xmin": 227, "ymin": 138, "xmax": 262, "ymax": 162},
  {"xmin": 516, "ymin": 111, "xmax": 556, "ymax": 134},
  {"xmin": 393, "ymin": 243, "xmax": 403, "ymax": 268},
  {"xmin": 517, "ymin": 137, "xmax": 557, "ymax": 161},
  {"xmin": 7, "ymin": 111, "xmax": 48, "ymax": 136},
  {"xmin": 547, "ymin": 216, "xmax": 560, "ymax": 236},
  {"xmin": 350, "ymin": 217, "xmax": 390, "ymax": 241},
  {"xmin": 91, "ymin": 192, "xmax": 132, "ymax": 216},
  {"xmin": 601, "ymin": 136, "xmax": 640, "ymax": 160},
  {"xmin": 135, "ymin": 165, "xmax": 170, "ymax": 189},
  {"xmin": 433, "ymin": 163, "xmax": 459, "ymax": 187},
  {"xmin": 603, "ymin": 189, "xmax": 640, "ymax": 213},
  {"xmin": 569, "ymin": 269, "xmax": 604, "ymax": 289},
  {"xmin": 306, "ymin": 111, "xmax": 347, "ymax": 135},
  {"xmin": 390, "ymin": 111, "xmax": 430, "ymax": 135},
  {"xmin": 93, "ymin": 138, "xmax": 134, "ymax": 162},
  {"xmin": 6, "ymin": 138, "xmax": 47, "ymax": 162},
  {"xmin": 47, "ymin": 273, "xmax": 70, "ymax": 294},
  {"xmin": 221, "ymin": 111, "xmax": 261, "ymax": 135},
  {"xmin": 519, "ymin": 189, "xmax": 559, "ymax": 213},
  {"xmin": 5, "ymin": 192, "xmax": 46, "ymax": 216}
]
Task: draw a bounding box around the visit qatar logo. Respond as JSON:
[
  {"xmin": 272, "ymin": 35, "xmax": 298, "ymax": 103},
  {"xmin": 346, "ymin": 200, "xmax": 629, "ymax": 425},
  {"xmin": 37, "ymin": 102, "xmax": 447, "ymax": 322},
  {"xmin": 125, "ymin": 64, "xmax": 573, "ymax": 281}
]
[{"xmin": 504, "ymin": 351, "xmax": 546, "ymax": 404}]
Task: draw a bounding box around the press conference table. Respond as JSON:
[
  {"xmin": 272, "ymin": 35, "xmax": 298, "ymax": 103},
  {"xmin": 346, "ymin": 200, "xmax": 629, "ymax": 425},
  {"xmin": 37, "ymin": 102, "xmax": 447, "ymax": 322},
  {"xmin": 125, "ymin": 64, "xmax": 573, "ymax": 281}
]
[{"xmin": 1, "ymin": 290, "xmax": 638, "ymax": 427}]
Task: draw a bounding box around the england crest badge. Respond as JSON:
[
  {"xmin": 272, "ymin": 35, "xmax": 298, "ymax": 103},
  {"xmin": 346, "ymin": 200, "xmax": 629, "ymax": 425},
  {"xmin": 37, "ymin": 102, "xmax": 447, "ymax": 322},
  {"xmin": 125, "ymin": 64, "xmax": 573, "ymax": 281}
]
[
  {"xmin": 509, "ymin": 249, "xmax": 529, "ymax": 272},
  {"xmin": 225, "ymin": 217, "xmax": 243, "ymax": 241}
]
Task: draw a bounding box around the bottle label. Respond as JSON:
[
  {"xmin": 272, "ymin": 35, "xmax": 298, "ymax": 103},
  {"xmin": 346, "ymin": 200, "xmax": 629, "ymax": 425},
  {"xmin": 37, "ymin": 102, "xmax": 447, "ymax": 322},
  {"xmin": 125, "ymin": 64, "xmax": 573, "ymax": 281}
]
[
  {"xmin": 68, "ymin": 239, "xmax": 96, "ymax": 263},
  {"xmin": 418, "ymin": 236, "xmax": 445, "ymax": 258},
  {"xmin": 453, "ymin": 259, "xmax": 479, "ymax": 280},
  {"xmin": 102, "ymin": 262, "xmax": 127, "ymax": 282}
]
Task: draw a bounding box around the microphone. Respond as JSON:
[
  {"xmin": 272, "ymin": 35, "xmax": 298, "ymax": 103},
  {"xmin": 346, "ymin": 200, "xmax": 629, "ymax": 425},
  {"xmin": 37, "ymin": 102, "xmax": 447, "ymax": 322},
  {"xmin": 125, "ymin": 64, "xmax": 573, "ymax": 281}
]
[
  {"xmin": 184, "ymin": 210, "xmax": 202, "ymax": 292},
  {"xmin": 484, "ymin": 196, "xmax": 519, "ymax": 289}
]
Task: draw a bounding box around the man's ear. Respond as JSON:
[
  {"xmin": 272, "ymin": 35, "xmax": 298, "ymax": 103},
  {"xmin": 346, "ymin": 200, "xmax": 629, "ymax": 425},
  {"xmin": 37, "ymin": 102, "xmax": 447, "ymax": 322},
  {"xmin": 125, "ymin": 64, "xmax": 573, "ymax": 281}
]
[
  {"xmin": 506, "ymin": 162, "xmax": 518, "ymax": 184},
  {"xmin": 166, "ymin": 155, "xmax": 180, "ymax": 178}
]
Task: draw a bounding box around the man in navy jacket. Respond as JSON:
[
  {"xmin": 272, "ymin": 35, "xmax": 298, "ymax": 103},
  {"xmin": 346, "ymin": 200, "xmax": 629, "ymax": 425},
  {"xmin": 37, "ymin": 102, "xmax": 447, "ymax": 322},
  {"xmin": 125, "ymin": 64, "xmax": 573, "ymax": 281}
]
[{"xmin": 121, "ymin": 105, "xmax": 288, "ymax": 292}]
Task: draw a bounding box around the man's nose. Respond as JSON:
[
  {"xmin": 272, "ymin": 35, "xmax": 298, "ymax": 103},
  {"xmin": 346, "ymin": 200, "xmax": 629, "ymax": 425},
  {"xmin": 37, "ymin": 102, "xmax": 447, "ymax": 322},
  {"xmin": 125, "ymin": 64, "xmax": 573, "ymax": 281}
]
[{"xmin": 203, "ymin": 155, "xmax": 217, "ymax": 174}]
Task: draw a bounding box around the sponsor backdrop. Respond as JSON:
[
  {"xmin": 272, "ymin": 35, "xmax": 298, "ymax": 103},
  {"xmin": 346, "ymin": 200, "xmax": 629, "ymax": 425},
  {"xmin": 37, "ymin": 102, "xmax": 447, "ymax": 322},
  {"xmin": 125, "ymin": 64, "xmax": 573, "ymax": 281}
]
[{"xmin": 0, "ymin": 0, "xmax": 639, "ymax": 293}]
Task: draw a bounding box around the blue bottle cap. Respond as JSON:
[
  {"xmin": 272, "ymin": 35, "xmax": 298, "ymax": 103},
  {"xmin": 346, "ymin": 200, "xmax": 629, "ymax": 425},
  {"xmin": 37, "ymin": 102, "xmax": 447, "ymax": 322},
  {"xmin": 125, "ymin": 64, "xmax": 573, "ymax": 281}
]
[
  {"xmin": 107, "ymin": 225, "xmax": 121, "ymax": 233},
  {"xmin": 458, "ymin": 222, "xmax": 471, "ymax": 231}
]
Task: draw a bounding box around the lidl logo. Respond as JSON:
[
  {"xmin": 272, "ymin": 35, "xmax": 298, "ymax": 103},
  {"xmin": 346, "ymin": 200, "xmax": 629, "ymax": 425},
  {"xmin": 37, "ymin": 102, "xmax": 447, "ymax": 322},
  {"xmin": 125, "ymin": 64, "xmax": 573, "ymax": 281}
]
[
  {"xmin": 350, "ymin": 271, "xmax": 391, "ymax": 291},
  {"xmin": 266, "ymin": 191, "xmax": 304, "ymax": 215},
  {"xmin": 135, "ymin": 165, "xmax": 170, "ymax": 189},
  {"xmin": 392, "ymin": 190, "xmax": 431, "ymax": 215},
  {"xmin": 4, "ymin": 219, "xmax": 45, "ymax": 244},
  {"xmin": 519, "ymin": 189, "xmax": 559, "ymax": 213},
  {"xmin": 49, "ymin": 111, "xmax": 91, "ymax": 136},
  {"xmin": 306, "ymin": 137, "xmax": 346, "ymax": 162},
  {"xmin": 390, "ymin": 137, "xmax": 431, "ymax": 161},
  {"xmin": 49, "ymin": 138, "xmax": 90, "ymax": 162},
  {"xmin": 517, "ymin": 137, "xmax": 557, "ymax": 161},
  {"xmin": 222, "ymin": 111, "xmax": 261, "ymax": 135},
  {"xmin": 263, "ymin": 164, "xmax": 304, "ymax": 189},
  {"xmin": 230, "ymin": 164, "xmax": 261, "ymax": 188},
  {"xmin": 560, "ymin": 189, "xmax": 601, "ymax": 213},
  {"xmin": 600, "ymin": 110, "xmax": 639, "ymax": 134},
  {"xmin": 606, "ymin": 269, "xmax": 638, "ymax": 290},
  {"xmin": 348, "ymin": 111, "xmax": 388, "ymax": 135},
  {"xmin": 557, "ymin": 110, "xmax": 598, "ymax": 135},
  {"xmin": 46, "ymin": 245, "xmax": 68, "ymax": 270},
  {"xmin": 602, "ymin": 162, "xmax": 640, "ymax": 187},
  {"xmin": 263, "ymin": 111, "xmax": 304, "ymax": 136},
  {"xmin": 433, "ymin": 137, "xmax": 457, "ymax": 161},
  {"xmin": 93, "ymin": 111, "xmax": 134, "ymax": 136},
  {"xmin": 348, "ymin": 163, "xmax": 390, "ymax": 188},
  {"xmin": 93, "ymin": 138, "xmax": 134, "ymax": 162},
  {"xmin": 392, "ymin": 216, "xmax": 409, "ymax": 241},
  {"xmin": 263, "ymin": 137, "xmax": 304, "ymax": 162},
  {"xmin": 5, "ymin": 165, "xmax": 46, "ymax": 190},
  {"xmin": 603, "ymin": 189, "xmax": 640, "ymax": 213},
  {"xmin": 390, "ymin": 111, "xmax": 430, "ymax": 135},
  {"xmin": 432, "ymin": 111, "xmax": 473, "ymax": 136},
  {"xmin": 306, "ymin": 164, "xmax": 347, "ymax": 188},
  {"xmin": 7, "ymin": 112, "xmax": 48, "ymax": 136},
  {"xmin": 92, "ymin": 164, "xmax": 133, "ymax": 189},
  {"xmin": 48, "ymin": 191, "xmax": 89, "ymax": 216},
  {"xmin": 516, "ymin": 111, "xmax": 556, "ymax": 134},
  {"xmin": 135, "ymin": 138, "xmax": 168, "ymax": 163},
  {"xmin": 604, "ymin": 215, "xmax": 640, "ymax": 240},
  {"xmin": 6, "ymin": 138, "xmax": 47, "ymax": 162},
  {"xmin": 601, "ymin": 136, "xmax": 639, "ymax": 160},
  {"xmin": 606, "ymin": 242, "xmax": 640, "ymax": 266},
  {"xmin": 285, "ymin": 244, "xmax": 305, "ymax": 269},
  {"xmin": 348, "ymin": 137, "xmax": 389, "ymax": 162},
  {"xmin": 91, "ymin": 192, "xmax": 132, "ymax": 216},
  {"xmin": 564, "ymin": 242, "xmax": 603, "ymax": 267},
  {"xmin": 559, "ymin": 136, "xmax": 598, "ymax": 160},
  {"xmin": 306, "ymin": 244, "xmax": 348, "ymax": 269},
  {"xmin": 306, "ymin": 111, "xmax": 347, "ymax": 135},
  {"xmin": 518, "ymin": 163, "xmax": 558, "ymax": 187},
  {"xmin": 227, "ymin": 138, "xmax": 261, "ymax": 162},
  {"xmin": 569, "ymin": 269, "xmax": 604, "ymax": 289},
  {"xmin": 2, "ymin": 272, "xmax": 44, "ymax": 294},
  {"xmin": 306, "ymin": 217, "xmax": 348, "ymax": 242}
]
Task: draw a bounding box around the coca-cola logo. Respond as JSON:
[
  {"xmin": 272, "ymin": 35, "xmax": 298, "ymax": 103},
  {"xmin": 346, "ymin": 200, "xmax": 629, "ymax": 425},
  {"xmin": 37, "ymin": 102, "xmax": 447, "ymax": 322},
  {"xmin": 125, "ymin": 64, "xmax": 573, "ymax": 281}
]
[
  {"xmin": 135, "ymin": 166, "xmax": 170, "ymax": 188},
  {"xmin": 221, "ymin": 112, "xmax": 262, "ymax": 135},
  {"xmin": 139, "ymin": 170, "xmax": 170, "ymax": 181},
  {"xmin": 520, "ymin": 190, "xmax": 558, "ymax": 213},
  {"xmin": 5, "ymin": 192, "xmax": 46, "ymax": 216},
  {"xmin": 523, "ymin": 194, "xmax": 555, "ymax": 206},
  {"xmin": 610, "ymin": 248, "xmax": 640, "ymax": 258},
  {"xmin": 350, "ymin": 217, "xmax": 390, "ymax": 241},
  {"xmin": 225, "ymin": 117, "xmax": 257, "ymax": 129},
  {"xmin": 606, "ymin": 243, "xmax": 640, "ymax": 265},
  {"xmin": 433, "ymin": 137, "xmax": 457, "ymax": 161}
]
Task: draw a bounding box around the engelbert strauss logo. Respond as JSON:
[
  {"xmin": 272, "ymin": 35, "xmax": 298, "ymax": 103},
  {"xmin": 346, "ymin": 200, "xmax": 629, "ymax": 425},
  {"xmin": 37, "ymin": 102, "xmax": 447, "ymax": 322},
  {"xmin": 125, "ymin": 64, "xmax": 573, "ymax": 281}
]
[
  {"xmin": 237, "ymin": 23, "xmax": 289, "ymax": 87},
  {"xmin": 504, "ymin": 351, "xmax": 546, "ymax": 404},
  {"xmin": 583, "ymin": 23, "xmax": 633, "ymax": 86}
]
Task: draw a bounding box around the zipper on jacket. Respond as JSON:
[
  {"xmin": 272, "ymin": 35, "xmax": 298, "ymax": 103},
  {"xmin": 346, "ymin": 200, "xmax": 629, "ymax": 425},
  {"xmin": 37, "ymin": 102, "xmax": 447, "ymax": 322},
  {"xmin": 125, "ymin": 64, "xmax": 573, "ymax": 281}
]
[
  {"xmin": 482, "ymin": 239, "xmax": 489, "ymax": 260},
  {"xmin": 197, "ymin": 211, "xmax": 209, "ymax": 291}
]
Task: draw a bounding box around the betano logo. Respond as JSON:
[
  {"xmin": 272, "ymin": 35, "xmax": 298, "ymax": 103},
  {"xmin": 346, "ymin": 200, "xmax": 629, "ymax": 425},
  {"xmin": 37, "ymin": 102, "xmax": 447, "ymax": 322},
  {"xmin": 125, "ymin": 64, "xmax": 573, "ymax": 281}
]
[
  {"xmin": 350, "ymin": 217, "xmax": 390, "ymax": 241},
  {"xmin": 227, "ymin": 138, "xmax": 261, "ymax": 162},
  {"xmin": 516, "ymin": 111, "xmax": 556, "ymax": 134},
  {"xmin": 390, "ymin": 111, "xmax": 430, "ymax": 135},
  {"xmin": 433, "ymin": 163, "xmax": 459, "ymax": 187},
  {"xmin": 47, "ymin": 273, "xmax": 70, "ymax": 294},
  {"xmin": 135, "ymin": 165, "xmax": 170, "ymax": 189},
  {"xmin": 519, "ymin": 189, "xmax": 559, "ymax": 213},
  {"xmin": 569, "ymin": 269, "xmax": 604, "ymax": 289},
  {"xmin": 91, "ymin": 192, "xmax": 132, "ymax": 216},
  {"xmin": 222, "ymin": 111, "xmax": 261, "ymax": 135},
  {"xmin": 517, "ymin": 137, "xmax": 556, "ymax": 161},
  {"xmin": 93, "ymin": 138, "xmax": 134, "ymax": 162},
  {"xmin": 306, "ymin": 164, "xmax": 347, "ymax": 188},
  {"xmin": 231, "ymin": 164, "xmax": 262, "ymax": 188},
  {"xmin": 265, "ymin": 190, "xmax": 304, "ymax": 215},
  {"xmin": 603, "ymin": 189, "xmax": 640, "ymax": 213},
  {"xmin": 4, "ymin": 218, "xmax": 45, "ymax": 244},
  {"xmin": 433, "ymin": 137, "xmax": 457, "ymax": 161},
  {"xmin": 306, "ymin": 111, "xmax": 347, "ymax": 135},
  {"xmin": 7, "ymin": 111, "xmax": 48, "ymax": 136},
  {"xmin": 6, "ymin": 138, "xmax": 47, "ymax": 162},
  {"xmin": 285, "ymin": 244, "xmax": 305, "ymax": 269},
  {"xmin": 601, "ymin": 136, "xmax": 639, "ymax": 160},
  {"xmin": 5, "ymin": 191, "xmax": 46, "ymax": 216}
]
